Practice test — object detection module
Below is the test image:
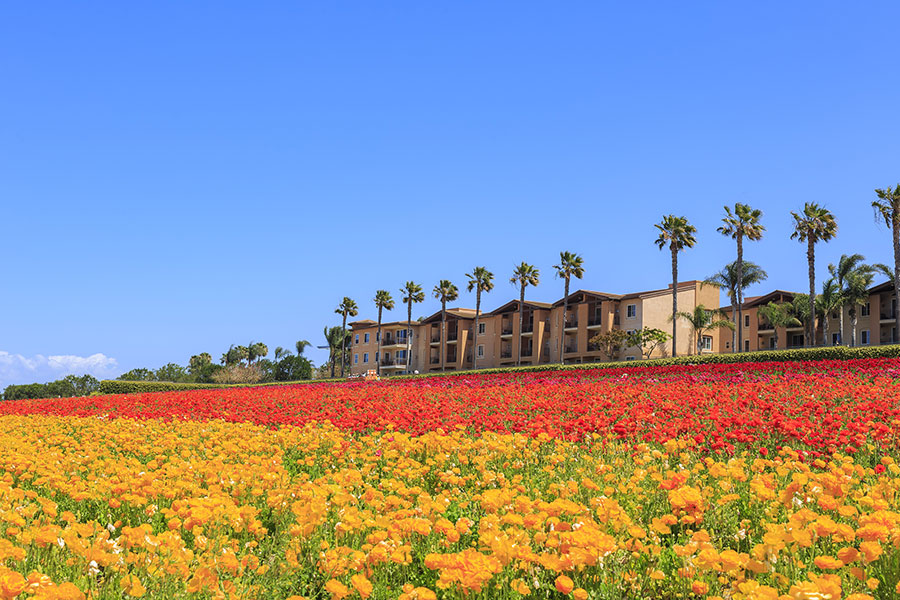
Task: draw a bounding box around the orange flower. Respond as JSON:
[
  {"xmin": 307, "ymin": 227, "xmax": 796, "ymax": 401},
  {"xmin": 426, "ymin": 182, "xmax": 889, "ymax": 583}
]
[
  {"xmin": 325, "ymin": 579, "xmax": 350, "ymax": 600},
  {"xmin": 555, "ymin": 575, "xmax": 574, "ymax": 594},
  {"xmin": 350, "ymin": 574, "xmax": 373, "ymax": 599}
]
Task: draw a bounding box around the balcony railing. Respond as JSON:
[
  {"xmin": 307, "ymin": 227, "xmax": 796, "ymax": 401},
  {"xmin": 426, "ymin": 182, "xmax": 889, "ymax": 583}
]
[
  {"xmin": 758, "ymin": 323, "xmax": 774, "ymax": 331},
  {"xmin": 588, "ymin": 315, "xmax": 602, "ymax": 326},
  {"xmin": 381, "ymin": 336, "xmax": 408, "ymax": 346},
  {"xmin": 380, "ymin": 358, "xmax": 395, "ymax": 366},
  {"xmin": 522, "ymin": 322, "xmax": 534, "ymax": 333},
  {"xmin": 564, "ymin": 320, "xmax": 579, "ymax": 329},
  {"xmin": 881, "ymin": 311, "xmax": 897, "ymax": 320},
  {"xmin": 447, "ymin": 330, "xmax": 458, "ymax": 341},
  {"xmin": 501, "ymin": 324, "xmax": 513, "ymax": 335},
  {"xmin": 564, "ymin": 344, "xmax": 578, "ymax": 353},
  {"xmin": 500, "ymin": 350, "xmax": 512, "ymax": 358},
  {"xmin": 430, "ymin": 357, "xmax": 440, "ymax": 364},
  {"xmin": 431, "ymin": 333, "xmax": 441, "ymax": 342}
]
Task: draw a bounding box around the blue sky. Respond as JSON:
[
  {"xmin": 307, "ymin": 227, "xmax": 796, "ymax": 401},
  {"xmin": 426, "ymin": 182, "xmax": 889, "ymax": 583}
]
[{"xmin": 2, "ymin": 3, "xmax": 899, "ymax": 385}]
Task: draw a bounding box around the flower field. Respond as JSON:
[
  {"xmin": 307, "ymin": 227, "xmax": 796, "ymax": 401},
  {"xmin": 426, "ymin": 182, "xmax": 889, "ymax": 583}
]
[{"xmin": 0, "ymin": 360, "xmax": 899, "ymax": 599}]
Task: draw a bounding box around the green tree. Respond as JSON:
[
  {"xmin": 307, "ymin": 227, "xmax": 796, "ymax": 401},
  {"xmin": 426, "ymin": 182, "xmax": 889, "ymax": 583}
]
[
  {"xmin": 466, "ymin": 267, "xmax": 494, "ymax": 371},
  {"xmin": 401, "ymin": 282, "xmax": 425, "ymax": 373},
  {"xmin": 844, "ymin": 270, "xmax": 875, "ymax": 347},
  {"xmin": 373, "ymin": 290, "xmax": 395, "ymax": 375},
  {"xmin": 872, "ymin": 183, "xmax": 900, "ymax": 339},
  {"xmin": 588, "ymin": 329, "xmax": 630, "ymax": 361},
  {"xmin": 669, "ymin": 305, "xmax": 734, "ymax": 356},
  {"xmin": 154, "ymin": 363, "xmax": 190, "ymax": 383},
  {"xmin": 295, "ymin": 340, "xmax": 311, "ymax": 356},
  {"xmin": 433, "ymin": 280, "xmax": 459, "ymax": 372},
  {"xmin": 273, "ymin": 355, "xmax": 313, "ymax": 381},
  {"xmin": 335, "ymin": 297, "xmax": 359, "ymax": 377},
  {"xmin": 553, "ymin": 251, "xmax": 585, "ymax": 364},
  {"xmin": 322, "ymin": 326, "xmax": 347, "ymax": 378},
  {"xmin": 827, "ymin": 254, "xmax": 868, "ymax": 345},
  {"xmin": 655, "ymin": 215, "xmax": 697, "ymax": 357},
  {"xmin": 627, "ymin": 327, "xmax": 671, "ymax": 360},
  {"xmin": 273, "ymin": 347, "xmax": 290, "ymax": 362},
  {"xmin": 116, "ymin": 367, "xmax": 155, "ymax": 381},
  {"xmin": 510, "ymin": 262, "xmax": 540, "ymax": 367},
  {"xmin": 704, "ymin": 261, "xmax": 768, "ymax": 353},
  {"xmin": 717, "ymin": 203, "xmax": 765, "ymax": 352},
  {"xmin": 757, "ymin": 302, "xmax": 802, "ymax": 350},
  {"xmin": 791, "ymin": 203, "xmax": 838, "ymax": 346},
  {"xmin": 248, "ymin": 342, "xmax": 268, "ymax": 365},
  {"xmin": 817, "ymin": 278, "xmax": 841, "ymax": 346},
  {"xmin": 189, "ymin": 353, "xmax": 212, "ymax": 372}
]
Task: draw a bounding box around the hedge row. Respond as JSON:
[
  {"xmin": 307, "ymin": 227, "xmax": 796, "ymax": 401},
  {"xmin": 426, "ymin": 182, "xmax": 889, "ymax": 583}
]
[
  {"xmin": 99, "ymin": 344, "xmax": 900, "ymax": 395},
  {"xmin": 97, "ymin": 377, "xmax": 346, "ymax": 395}
]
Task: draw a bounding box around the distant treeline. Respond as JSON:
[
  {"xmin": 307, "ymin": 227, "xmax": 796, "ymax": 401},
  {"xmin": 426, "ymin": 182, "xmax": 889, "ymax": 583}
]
[{"xmin": 3, "ymin": 374, "xmax": 100, "ymax": 401}]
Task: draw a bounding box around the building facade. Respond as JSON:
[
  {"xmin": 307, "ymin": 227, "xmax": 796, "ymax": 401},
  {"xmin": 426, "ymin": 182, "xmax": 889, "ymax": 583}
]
[{"xmin": 348, "ymin": 279, "xmax": 723, "ymax": 376}]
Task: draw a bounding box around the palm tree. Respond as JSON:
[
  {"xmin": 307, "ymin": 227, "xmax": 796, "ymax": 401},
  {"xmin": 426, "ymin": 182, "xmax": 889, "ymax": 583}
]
[
  {"xmin": 273, "ymin": 346, "xmax": 290, "ymax": 361},
  {"xmin": 401, "ymin": 282, "xmax": 425, "ymax": 373},
  {"xmin": 334, "ymin": 297, "xmax": 359, "ymax": 377},
  {"xmin": 655, "ymin": 215, "xmax": 697, "ymax": 357},
  {"xmin": 717, "ymin": 203, "xmax": 765, "ymax": 352},
  {"xmin": 757, "ymin": 302, "xmax": 802, "ymax": 350},
  {"xmin": 704, "ymin": 261, "xmax": 768, "ymax": 353},
  {"xmin": 433, "ymin": 280, "xmax": 459, "ymax": 372},
  {"xmin": 845, "ymin": 270, "xmax": 875, "ymax": 347},
  {"xmin": 322, "ymin": 326, "xmax": 346, "ymax": 378},
  {"xmin": 295, "ymin": 340, "xmax": 311, "ymax": 356},
  {"xmin": 510, "ymin": 262, "xmax": 540, "ymax": 366},
  {"xmin": 247, "ymin": 342, "xmax": 268, "ymax": 365},
  {"xmin": 466, "ymin": 267, "xmax": 494, "ymax": 371},
  {"xmin": 373, "ymin": 290, "xmax": 395, "ymax": 375},
  {"xmin": 827, "ymin": 254, "xmax": 867, "ymax": 345},
  {"xmin": 553, "ymin": 251, "xmax": 585, "ymax": 364},
  {"xmin": 817, "ymin": 279, "xmax": 841, "ymax": 346},
  {"xmin": 669, "ymin": 304, "xmax": 733, "ymax": 355},
  {"xmin": 873, "ymin": 184, "xmax": 900, "ymax": 339},
  {"xmin": 791, "ymin": 204, "xmax": 838, "ymax": 347}
]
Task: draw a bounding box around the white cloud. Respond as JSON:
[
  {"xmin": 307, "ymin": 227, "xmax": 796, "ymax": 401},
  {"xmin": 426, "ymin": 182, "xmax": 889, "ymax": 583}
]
[{"xmin": 0, "ymin": 351, "xmax": 118, "ymax": 388}]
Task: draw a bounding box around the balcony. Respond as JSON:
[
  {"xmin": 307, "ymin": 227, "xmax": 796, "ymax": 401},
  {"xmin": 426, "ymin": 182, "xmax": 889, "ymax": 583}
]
[
  {"xmin": 521, "ymin": 322, "xmax": 534, "ymax": 333},
  {"xmin": 380, "ymin": 336, "xmax": 408, "ymax": 347},
  {"xmin": 564, "ymin": 319, "xmax": 579, "ymax": 330},
  {"xmin": 587, "ymin": 315, "xmax": 602, "ymax": 327},
  {"xmin": 430, "ymin": 333, "xmax": 441, "ymax": 343},
  {"xmin": 758, "ymin": 323, "xmax": 774, "ymax": 331},
  {"xmin": 881, "ymin": 311, "xmax": 897, "ymax": 321},
  {"xmin": 500, "ymin": 350, "xmax": 513, "ymax": 359},
  {"xmin": 380, "ymin": 358, "xmax": 395, "ymax": 367},
  {"xmin": 430, "ymin": 357, "xmax": 440, "ymax": 364},
  {"xmin": 564, "ymin": 345, "xmax": 578, "ymax": 354},
  {"xmin": 447, "ymin": 330, "xmax": 458, "ymax": 341},
  {"xmin": 501, "ymin": 324, "xmax": 513, "ymax": 335}
]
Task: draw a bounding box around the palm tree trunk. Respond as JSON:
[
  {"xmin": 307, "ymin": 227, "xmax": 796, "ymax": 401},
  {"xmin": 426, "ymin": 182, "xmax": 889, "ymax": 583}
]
[
  {"xmin": 671, "ymin": 246, "xmax": 678, "ymax": 358},
  {"xmin": 851, "ymin": 311, "xmax": 858, "ymax": 347},
  {"xmin": 441, "ymin": 302, "xmax": 446, "ymax": 372},
  {"xmin": 340, "ymin": 313, "xmax": 347, "ymax": 377},
  {"xmin": 893, "ymin": 217, "xmax": 900, "ymax": 343},
  {"xmin": 376, "ymin": 307, "xmax": 383, "ymax": 376},
  {"xmin": 406, "ymin": 301, "xmax": 413, "ymax": 373},
  {"xmin": 736, "ymin": 234, "xmax": 743, "ymax": 353},
  {"xmin": 838, "ymin": 282, "xmax": 845, "ymax": 346},
  {"xmin": 807, "ymin": 239, "xmax": 816, "ymax": 348},
  {"xmin": 473, "ymin": 290, "xmax": 481, "ymax": 371},
  {"xmin": 560, "ymin": 278, "xmax": 570, "ymax": 364},
  {"xmin": 823, "ymin": 312, "xmax": 830, "ymax": 346},
  {"xmin": 517, "ymin": 286, "xmax": 525, "ymax": 366},
  {"xmin": 774, "ymin": 329, "xmax": 779, "ymax": 350}
]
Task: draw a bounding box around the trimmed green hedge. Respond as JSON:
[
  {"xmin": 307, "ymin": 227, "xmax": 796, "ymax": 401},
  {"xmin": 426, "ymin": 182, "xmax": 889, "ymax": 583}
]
[
  {"xmin": 97, "ymin": 377, "xmax": 345, "ymax": 395},
  {"xmin": 100, "ymin": 344, "xmax": 900, "ymax": 395}
]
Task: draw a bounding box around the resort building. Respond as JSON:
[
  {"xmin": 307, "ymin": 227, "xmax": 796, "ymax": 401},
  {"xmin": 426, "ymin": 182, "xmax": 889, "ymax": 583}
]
[{"xmin": 347, "ymin": 279, "xmax": 723, "ymax": 376}]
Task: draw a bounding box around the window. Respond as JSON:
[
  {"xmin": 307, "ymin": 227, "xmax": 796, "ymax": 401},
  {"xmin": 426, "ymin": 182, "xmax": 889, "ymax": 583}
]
[
  {"xmin": 478, "ymin": 323, "xmax": 486, "ymax": 335},
  {"xmin": 831, "ymin": 311, "xmax": 838, "ymax": 319},
  {"xmin": 396, "ymin": 349, "xmax": 407, "ymax": 360},
  {"xmin": 376, "ymin": 331, "xmax": 380, "ymax": 342},
  {"xmin": 363, "ymin": 353, "xmax": 369, "ymax": 363},
  {"xmin": 701, "ymin": 335, "xmax": 712, "ymax": 351},
  {"xmin": 769, "ymin": 337, "xmax": 776, "ymax": 349},
  {"xmin": 832, "ymin": 333, "xmax": 840, "ymax": 345},
  {"xmin": 744, "ymin": 340, "xmax": 750, "ymax": 352},
  {"xmin": 626, "ymin": 304, "xmax": 636, "ymax": 318},
  {"xmin": 477, "ymin": 344, "xmax": 484, "ymax": 358},
  {"xmin": 354, "ymin": 354, "xmax": 359, "ymax": 364},
  {"xmin": 355, "ymin": 334, "xmax": 359, "ymax": 344},
  {"xmin": 725, "ymin": 341, "xmax": 730, "ymax": 349},
  {"xmin": 397, "ymin": 329, "xmax": 407, "ymax": 341},
  {"xmin": 375, "ymin": 352, "xmax": 379, "ymax": 362},
  {"xmin": 625, "ymin": 329, "xmax": 634, "ymax": 336},
  {"xmin": 790, "ymin": 334, "xmax": 804, "ymax": 347},
  {"xmin": 861, "ymin": 330, "xmax": 870, "ymax": 345},
  {"xmin": 861, "ymin": 303, "xmax": 870, "ymax": 317},
  {"xmin": 744, "ymin": 315, "xmax": 750, "ymax": 328},
  {"xmin": 364, "ymin": 333, "xmax": 370, "ymax": 344},
  {"xmin": 625, "ymin": 356, "xmax": 636, "ymax": 361}
]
